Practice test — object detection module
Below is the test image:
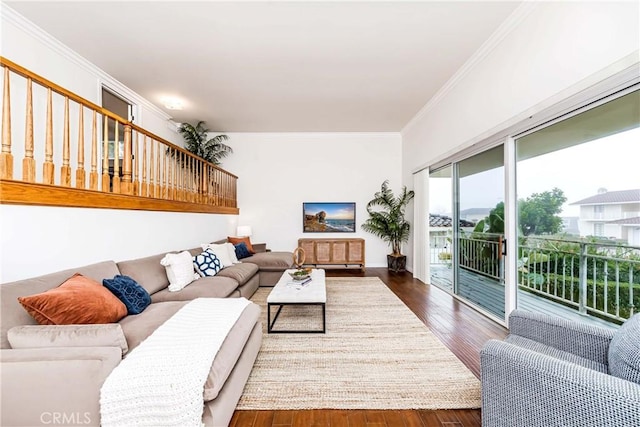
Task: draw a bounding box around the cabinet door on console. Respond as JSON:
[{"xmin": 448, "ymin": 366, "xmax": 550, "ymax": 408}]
[
  {"xmin": 315, "ymin": 242, "xmax": 332, "ymax": 263},
  {"xmin": 332, "ymin": 241, "xmax": 348, "ymax": 263},
  {"xmin": 348, "ymin": 240, "xmax": 364, "ymax": 263},
  {"xmin": 299, "ymin": 240, "xmax": 315, "ymax": 263}
]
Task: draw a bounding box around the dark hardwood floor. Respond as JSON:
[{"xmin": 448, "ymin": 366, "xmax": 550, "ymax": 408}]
[{"xmin": 230, "ymin": 268, "xmax": 508, "ymax": 427}]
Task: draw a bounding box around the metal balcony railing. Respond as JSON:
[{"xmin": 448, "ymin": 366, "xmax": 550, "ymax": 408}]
[
  {"xmin": 519, "ymin": 237, "xmax": 639, "ymax": 323},
  {"xmin": 429, "ymin": 230, "xmax": 639, "ymax": 324}
]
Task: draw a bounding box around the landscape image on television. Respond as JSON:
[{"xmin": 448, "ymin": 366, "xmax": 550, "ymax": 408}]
[{"xmin": 303, "ymin": 202, "xmax": 356, "ymax": 233}]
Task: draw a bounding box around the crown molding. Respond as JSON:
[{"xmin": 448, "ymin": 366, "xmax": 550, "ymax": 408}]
[
  {"xmin": 401, "ymin": 1, "xmax": 538, "ymax": 136},
  {"xmin": 1, "ymin": 4, "xmax": 172, "ymax": 121},
  {"xmin": 224, "ymin": 131, "xmax": 402, "ymax": 139}
]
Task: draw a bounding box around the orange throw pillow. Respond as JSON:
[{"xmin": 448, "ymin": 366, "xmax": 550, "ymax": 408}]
[
  {"xmin": 227, "ymin": 236, "xmax": 255, "ymax": 254},
  {"xmin": 18, "ymin": 273, "xmax": 127, "ymax": 325}
]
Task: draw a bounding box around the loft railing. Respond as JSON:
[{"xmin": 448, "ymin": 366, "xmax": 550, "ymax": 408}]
[{"xmin": 0, "ymin": 57, "xmax": 237, "ymax": 214}]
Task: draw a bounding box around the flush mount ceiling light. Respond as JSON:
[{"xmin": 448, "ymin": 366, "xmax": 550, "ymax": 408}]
[{"xmin": 162, "ymin": 96, "xmax": 184, "ymax": 110}]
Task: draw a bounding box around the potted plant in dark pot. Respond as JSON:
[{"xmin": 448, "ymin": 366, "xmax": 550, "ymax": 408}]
[{"xmin": 362, "ymin": 180, "xmax": 415, "ymax": 272}]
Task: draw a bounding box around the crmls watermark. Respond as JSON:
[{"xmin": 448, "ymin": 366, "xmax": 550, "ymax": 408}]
[{"xmin": 40, "ymin": 412, "xmax": 91, "ymax": 425}]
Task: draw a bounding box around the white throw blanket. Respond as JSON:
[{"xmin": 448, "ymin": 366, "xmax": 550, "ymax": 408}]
[{"xmin": 100, "ymin": 297, "xmax": 251, "ymax": 427}]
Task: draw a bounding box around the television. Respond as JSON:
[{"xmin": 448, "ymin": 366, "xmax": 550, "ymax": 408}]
[{"xmin": 303, "ymin": 202, "xmax": 356, "ymax": 233}]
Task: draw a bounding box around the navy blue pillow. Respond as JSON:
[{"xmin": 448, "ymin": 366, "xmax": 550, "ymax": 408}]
[
  {"xmin": 103, "ymin": 275, "xmax": 151, "ymax": 315},
  {"xmin": 235, "ymin": 242, "xmax": 252, "ymax": 260}
]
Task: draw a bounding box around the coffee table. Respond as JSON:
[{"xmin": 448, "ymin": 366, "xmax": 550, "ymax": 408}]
[{"xmin": 267, "ymin": 269, "xmax": 326, "ymax": 334}]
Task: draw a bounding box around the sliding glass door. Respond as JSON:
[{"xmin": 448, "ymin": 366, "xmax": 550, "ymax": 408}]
[
  {"xmin": 423, "ymin": 82, "xmax": 638, "ymax": 327},
  {"xmin": 515, "ymin": 89, "xmax": 640, "ymax": 326},
  {"xmin": 428, "ymin": 166, "xmax": 453, "ymax": 291},
  {"xmin": 455, "ymin": 145, "xmax": 506, "ymax": 321}
]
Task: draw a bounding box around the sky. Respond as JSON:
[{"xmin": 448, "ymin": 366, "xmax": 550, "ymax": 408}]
[{"xmin": 429, "ymin": 126, "xmax": 640, "ymax": 217}]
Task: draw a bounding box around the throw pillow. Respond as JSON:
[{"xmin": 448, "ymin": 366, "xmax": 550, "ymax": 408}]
[
  {"xmin": 227, "ymin": 236, "xmax": 255, "ymax": 254},
  {"xmin": 234, "ymin": 242, "xmax": 252, "ymax": 260},
  {"xmin": 193, "ymin": 250, "xmax": 223, "ymax": 277},
  {"xmin": 225, "ymin": 242, "xmax": 240, "ymax": 264},
  {"xmin": 103, "ymin": 275, "xmax": 151, "ymax": 315},
  {"xmin": 17, "ymin": 273, "xmax": 127, "ymax": 325},
  {"xmin": 201, "ymin": 243, "xmax": 234, "ymax": 268},
  {"xmin": 609, "ymin": 313, "xmax": 640, "ymax": 384},
  {"xmin": 160, "ymin": 251, "xmax": 200, "ymax": 292}
]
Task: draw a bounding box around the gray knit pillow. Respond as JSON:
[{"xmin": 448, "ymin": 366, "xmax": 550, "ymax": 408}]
[{"xmin": 608, "ymin": 313, "xmax": 640, "ymax": 384}]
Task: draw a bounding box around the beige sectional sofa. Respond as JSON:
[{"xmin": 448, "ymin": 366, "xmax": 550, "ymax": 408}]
[{"xmin": 0, "ymin": 242, "xmax": 293, "ymax": 427}]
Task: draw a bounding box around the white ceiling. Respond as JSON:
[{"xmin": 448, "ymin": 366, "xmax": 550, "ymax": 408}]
[{"xmin": 8, "ymin": 1, "xmax": 521, "ymax": 132}]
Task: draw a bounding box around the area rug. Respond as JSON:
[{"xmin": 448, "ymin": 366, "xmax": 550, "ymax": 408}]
[{"xmin": 236, "ymin": 277, "xmax": 480, "ymax": 410}]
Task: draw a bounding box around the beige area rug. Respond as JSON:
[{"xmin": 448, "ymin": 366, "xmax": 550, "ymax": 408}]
[{"xmin": 236, "ymin": 277, "xmax": 480, "ymax": 410}]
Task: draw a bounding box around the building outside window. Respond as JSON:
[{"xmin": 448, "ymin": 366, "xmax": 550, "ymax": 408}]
[
  {"xmin": 594, "ymin": 204, "xmax": 605, "ymax": 219},
  {"xmin": 594, "ymin": 222, "xmax": 604, "ymax": 236}
]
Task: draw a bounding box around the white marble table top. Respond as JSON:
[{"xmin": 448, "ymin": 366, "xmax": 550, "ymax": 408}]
[{"xmin": 267, "ymin": 269, "xmax": 326, "ymax": 304}]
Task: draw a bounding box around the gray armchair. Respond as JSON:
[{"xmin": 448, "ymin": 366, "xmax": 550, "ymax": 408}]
[{"xmin": 480, "ymin": 310, "xmax": 640, "ymax": 427}]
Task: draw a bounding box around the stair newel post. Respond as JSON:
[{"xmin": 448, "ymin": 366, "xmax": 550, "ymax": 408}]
[
  {"xmin": 101, "ymin": 115, "xmax": 110, "ymax": 192},
  {"xmin": 157, "ymin": 140, "xmax": 162, "ymax": 199},
  {"xmin": 133, "ymin": 131, "xmax": 139, "ymax": 195},
  {"xmin": 1, "ymin": 66, "xmax": 13, "ymax": 180},
  {"xmin": 111, "ymin": 121, "xmax": 120, "ymax": 193},
  {"xmin": 142, "ymin": 135, "xmax": 148, "ymax": 197},
  {"xmin": 149, "ymin": 138, "xmax": 155, "ymax": 197},
  {"xmin": 156, "ymin": 141, "xmax": 169, "ymax": 200},
  {"xmin": 89, "ymin": 110, "xmax": 98, "ymax": 190},
  {"xmin": 204, "ymin": 165, "xmax": 210, "ymax": 204},
  {"xmin": 189, "ymin": 155, "xmax": 194, "ymax": 202},
  {"xmin": 169, "ymin": 149, "xmax": 177, "ymax": 200},
  {"xmin": 42, "ymin": 88, "xmax": 55, "ymax": 185},
  {"xmin": 121, "ymin": 124, "xmax": 132, "ymax": 194},
  {"xmin": 22, "ymin": 78, "xmax": 35, "ymax": 182},
  {"xmin": 75, "ymin": 106, "xmax": 85, "ymax": 188},
  {"xmin": 177, "ymin": 150, "xmax": 182, "ymax": 201},
  {"xmin": 60, "ymin": 96, "xmax": 71, "ymax": 186}
]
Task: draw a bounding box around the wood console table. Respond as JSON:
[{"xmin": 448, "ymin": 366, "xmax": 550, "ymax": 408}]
[{"xmin": 298, "ymin": 238, "xmax": 365, "ymax": 272}]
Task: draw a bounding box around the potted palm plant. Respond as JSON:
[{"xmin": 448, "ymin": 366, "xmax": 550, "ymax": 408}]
[
  {"xmin": 362, "ymin": 180, "xmax": 415, "ymax": 272},
  {"xmin": 178, "ymin": 121, "xmax": 232, "ymax": 165}
]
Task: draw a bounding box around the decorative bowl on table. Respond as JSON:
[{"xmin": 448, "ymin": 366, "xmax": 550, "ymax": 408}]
[{"xmin": 288, "ymin": 269, "xmax": 311, "ymax": 281}]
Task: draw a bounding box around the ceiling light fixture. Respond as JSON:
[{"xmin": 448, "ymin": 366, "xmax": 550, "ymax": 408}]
[{"xmin": 162, "ymin": 97, "xmax": 184, "ymax": 111}]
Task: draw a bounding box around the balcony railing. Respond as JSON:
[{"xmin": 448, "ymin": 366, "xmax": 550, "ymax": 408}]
[
  {"xmin": 459, "ymin": 233, "xmax": 504, "ymax": 280},
  {"xmin": 582, "ymin": 211, "xmax": 640, "ymax": 221},
  {"xmin": 429, "ymin": 232, "xmax": 452, "ymax": 264},
  {"xmin": 430, "ymin": 231, "xmax": 639, "ymax": 324},
  {"xmin": 519, "ymin": 237, "xmax": 639, "ymax": 324},
  {"xmin": 0, "ymin": 57, "xmax": 237, "ymax": 214}
]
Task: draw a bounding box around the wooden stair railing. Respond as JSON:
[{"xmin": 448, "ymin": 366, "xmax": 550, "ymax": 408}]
[{"xmin": 0, "ymin": 57, "xmax": 238, "ymax": 215}]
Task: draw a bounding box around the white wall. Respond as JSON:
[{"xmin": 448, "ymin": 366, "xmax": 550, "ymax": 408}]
[
  {"xmin": 222, "ymin": 133, "xmax": 402, "ymax": 267},
  {"xmin": 0, "ymin": 206, "xmax": 237, "ymax": 283},
  {"xmin": 0, "ymin": 7, "xmax": 235, "ymax": 282},
  {"xmin": 402, "ymin": 1, "xmax": 640, "ymax": 272},
  {"xmin": 0, "ymin": 6, "xmax": 181, "ymax": 145}
]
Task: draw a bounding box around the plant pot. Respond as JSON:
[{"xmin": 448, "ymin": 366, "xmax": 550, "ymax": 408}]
[{"xmin": 387, "ymin": 254, "xmax": 406, "ymax": 273}]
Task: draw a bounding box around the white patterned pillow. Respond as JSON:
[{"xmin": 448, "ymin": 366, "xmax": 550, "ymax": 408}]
[
  {"xmin": 160, "ymin": 251, "xmax": 199, "ymax": 292},
  {"xmin": 193, "ymin": 250, "xmax": 223, "ymax": 277},
  {"xmin": 200, "ymin": 243, "xmax": 234, "ymax": 268}
]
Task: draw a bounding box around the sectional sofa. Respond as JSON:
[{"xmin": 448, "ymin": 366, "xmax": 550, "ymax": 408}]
[{"xmin": 0, "ymin": 242, "xmax": 293, "ymax": 427}]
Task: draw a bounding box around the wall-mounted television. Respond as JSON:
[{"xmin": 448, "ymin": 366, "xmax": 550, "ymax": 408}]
[{"xmin": 303, "ymin": 202, "xmax": 356, "ymax": 233}]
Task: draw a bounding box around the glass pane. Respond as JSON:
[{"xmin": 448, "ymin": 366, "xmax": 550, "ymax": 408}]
[
  {"xmin": 515, "ymin": 89, "xmax": 640, "ymax": 328},
  {"xmin": 429, "ymin": 165, "xmax": 453, "ymax": 291},
  {"xmin": 456, "ymin": 145, "xmax": 505, "ymax": 321}
]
